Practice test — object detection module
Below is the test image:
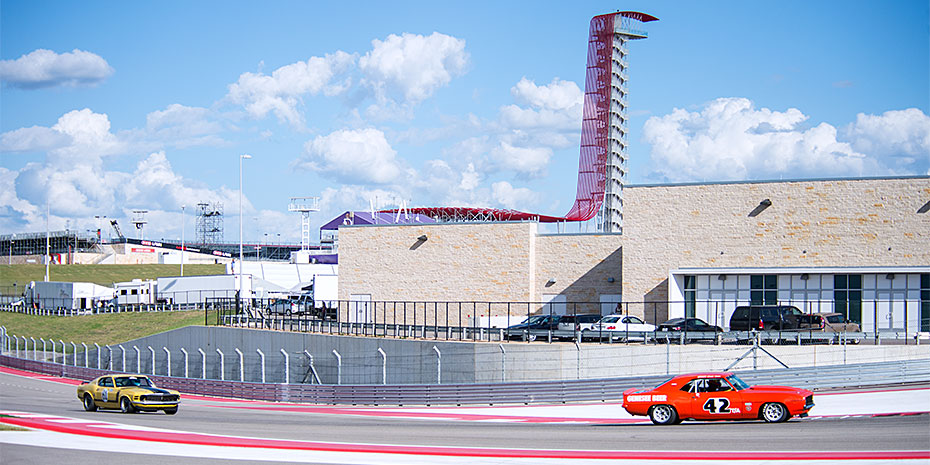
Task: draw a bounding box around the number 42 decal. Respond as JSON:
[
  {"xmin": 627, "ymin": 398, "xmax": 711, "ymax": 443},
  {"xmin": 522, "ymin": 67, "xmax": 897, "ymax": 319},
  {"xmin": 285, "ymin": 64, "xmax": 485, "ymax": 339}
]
[{"xmin": 703, "ymin": 397, "xmax": 731, "ymax": 414}]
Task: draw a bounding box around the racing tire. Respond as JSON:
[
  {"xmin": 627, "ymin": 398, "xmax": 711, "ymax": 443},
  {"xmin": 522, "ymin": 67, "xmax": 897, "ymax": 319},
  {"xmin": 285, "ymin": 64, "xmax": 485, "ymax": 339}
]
[
  {"xmin": 649, "ymin": 404, "xmax": 679, "ymax": 425},
  {"xmin": 82, "ymin": 394, "xmax": 97, "ymax": 412},
  {"xmin": 760, "ymin": 402, "xmax": 788, "ymax": 423},
  {"xmin": 164, "ymin": 407, "xmax": 178, "ymax": 415},
  {"xmin": 120, "ymin": 397, "xmax": 135, "ymax": 414}
]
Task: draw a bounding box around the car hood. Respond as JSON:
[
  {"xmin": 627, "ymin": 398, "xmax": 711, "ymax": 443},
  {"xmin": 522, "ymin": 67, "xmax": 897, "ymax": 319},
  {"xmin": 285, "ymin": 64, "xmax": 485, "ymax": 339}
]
[
  {"xmin": 117, "ymin": 386, "xmax": 179, "ymax": 395},
  {"xmin": 742, "ymin": 385, "xmax": 812, "ymax": 396}
]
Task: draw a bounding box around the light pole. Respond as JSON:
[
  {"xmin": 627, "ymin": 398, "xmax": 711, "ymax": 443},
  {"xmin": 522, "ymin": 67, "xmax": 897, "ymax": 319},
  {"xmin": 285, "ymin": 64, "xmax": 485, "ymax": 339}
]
[
  {"xmin": 9, "ymin": 233, "xmax": 14, "ymax": 265},
  {"xmin": 45, "ymin": 199, "xmax": 49, "ymax": 282},
  {"xmin": 180, "ymin": 205, "xmax": 186, "ymax": 277},
  {"xmin": 239, "ymin": 154, "xmax": 251, "ymax": 299}
]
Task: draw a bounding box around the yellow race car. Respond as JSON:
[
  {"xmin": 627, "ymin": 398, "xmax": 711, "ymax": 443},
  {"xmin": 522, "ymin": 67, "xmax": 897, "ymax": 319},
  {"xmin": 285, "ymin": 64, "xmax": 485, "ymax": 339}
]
[{"xmin": 77, "ymin": 374, "xmax": 180, "ymax": 415}]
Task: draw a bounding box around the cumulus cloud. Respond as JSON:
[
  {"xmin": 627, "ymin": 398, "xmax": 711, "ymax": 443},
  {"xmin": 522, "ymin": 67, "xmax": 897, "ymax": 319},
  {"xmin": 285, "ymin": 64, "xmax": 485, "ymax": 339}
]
[
  {"xmin": 359, "ymin": 32, "xmax": 469, "ymax": 104},
  {"xmin": 511, "ymin": 77, "xmax": 582, "ymax": 111},
  {"xmin": 118, "ymin": 151, "xmax": 239, "ymax": 212},
  {"xmin": 492, "ymin": 181, "xmax": 540, "ymax": 210},
  {"xmin": 642, "ymin": 97, "xmax": 887, "ymax": 182},
  {"xmin": 846, "ymin": 108, "xmax": 930, "ymax": 172},
  {"xmin": 49, "ymin": 109, "xmax": 126, "ymax": 163},
  {"xmin": 226, "ymin": 51, "xmax": 355, "ymax": 126},
  {"xmin": 0, "ymin": 126, "xmax": 72, "ymax": 153},
  {"xmin": 0, "ymin": 108, "xmax": 241, "ymax": 237},
  {"xmin": 500, "ymin": 78, "xmax": 582, "ymax": 130},
  {"xmin": 145, "ymin": 104, "xmax": 227, "ymax": 148},
  {"xmin": 297, "ymin": 128, "xmax": 403, "ymax": 184},
  {"xmin": 490, "ymin": 141, "xmax": 551, "ymax": 178},
  {"xmin": 0, "ymin": 49, "xmax": 113, "ymax": 89}
]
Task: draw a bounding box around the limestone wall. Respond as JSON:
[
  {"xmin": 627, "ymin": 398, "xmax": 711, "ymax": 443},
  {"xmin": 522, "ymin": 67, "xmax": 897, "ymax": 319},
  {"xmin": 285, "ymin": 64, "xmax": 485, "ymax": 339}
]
[{"xmin": 622, "ymin": 177, "xmax": 930, "ymax": 306}]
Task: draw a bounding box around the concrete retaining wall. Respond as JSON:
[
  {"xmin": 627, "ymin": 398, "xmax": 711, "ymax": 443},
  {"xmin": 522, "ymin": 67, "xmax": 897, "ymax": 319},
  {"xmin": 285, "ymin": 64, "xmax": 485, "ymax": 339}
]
[{"xmin": 50, "ymin": 326, "xmax": 925, "ymax": 385}]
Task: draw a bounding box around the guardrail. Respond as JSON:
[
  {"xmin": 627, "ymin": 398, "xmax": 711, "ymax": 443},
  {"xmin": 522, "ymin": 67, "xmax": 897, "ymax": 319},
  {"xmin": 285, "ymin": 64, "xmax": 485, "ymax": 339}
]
[{"xmin": 2, "ymin": 353, "xmax": 927, "ymax": 406}]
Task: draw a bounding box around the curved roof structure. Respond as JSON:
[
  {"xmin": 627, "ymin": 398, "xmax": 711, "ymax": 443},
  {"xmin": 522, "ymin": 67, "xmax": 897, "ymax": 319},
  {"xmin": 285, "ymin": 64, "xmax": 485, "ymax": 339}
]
[{"xmin": 384, "ymin": 12, "xmax": 655, "ymax": 224}]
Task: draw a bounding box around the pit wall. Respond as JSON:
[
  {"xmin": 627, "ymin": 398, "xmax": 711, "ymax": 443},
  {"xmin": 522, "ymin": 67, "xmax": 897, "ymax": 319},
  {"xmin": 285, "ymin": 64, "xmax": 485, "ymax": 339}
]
[{"xmin": 38, "ymin": 326, "xmax": 927, "ymax": 386}]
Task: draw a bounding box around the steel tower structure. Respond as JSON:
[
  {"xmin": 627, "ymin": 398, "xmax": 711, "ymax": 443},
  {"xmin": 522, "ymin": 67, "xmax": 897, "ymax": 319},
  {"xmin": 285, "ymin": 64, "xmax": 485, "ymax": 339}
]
[
  {"xmin": 595, "ymin": 12, "xmax": 657, "ymax": 233},
  {"xmin": 288, "ymin": 197, "xmax": 320, "ymax": 250},
  {"xmin": 196, "ymin": 202, "xmax": 224, "ymax": 245},
  {"xmin": 381, "ymin": 12, "xmax": 656, "ymax": 230}
]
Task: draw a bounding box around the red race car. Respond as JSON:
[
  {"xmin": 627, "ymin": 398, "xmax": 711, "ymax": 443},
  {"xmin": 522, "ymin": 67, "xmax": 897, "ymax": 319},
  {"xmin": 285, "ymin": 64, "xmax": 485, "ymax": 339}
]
[{"xmin": 622, "ymin": 372, "xmax": 814, "ymax": 425}]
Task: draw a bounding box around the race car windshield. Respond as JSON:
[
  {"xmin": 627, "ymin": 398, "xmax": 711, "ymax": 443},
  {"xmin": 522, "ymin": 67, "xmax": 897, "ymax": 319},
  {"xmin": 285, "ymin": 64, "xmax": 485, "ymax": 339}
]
[
  {"xmin": 115, "ymin": 376, "xmax": 153, "ymax": 387},
  {"xmin": 725, "ymin": 375, "xmax": 750, "ymax": 391}
]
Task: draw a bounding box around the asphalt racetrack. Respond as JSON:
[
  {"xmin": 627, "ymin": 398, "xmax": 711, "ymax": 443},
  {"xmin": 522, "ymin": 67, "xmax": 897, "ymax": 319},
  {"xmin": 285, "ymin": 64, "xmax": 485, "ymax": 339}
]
[{"xmin": 1, "ymin": 368, "xmax": 928, "ymax": 464}]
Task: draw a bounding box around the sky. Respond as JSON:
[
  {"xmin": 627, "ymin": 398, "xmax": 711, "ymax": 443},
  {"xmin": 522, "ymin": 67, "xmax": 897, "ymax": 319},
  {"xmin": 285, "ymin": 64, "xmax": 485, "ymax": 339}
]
[{"xmin": 1, "ymin": 0, "xmax": 928, "ymax": 245}]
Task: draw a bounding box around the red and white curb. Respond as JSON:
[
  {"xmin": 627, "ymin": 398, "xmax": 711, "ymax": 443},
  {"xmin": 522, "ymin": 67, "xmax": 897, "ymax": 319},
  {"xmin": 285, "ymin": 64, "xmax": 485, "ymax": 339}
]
[{"xmin": 1, "ymin": 410, "xmax": 928, "ymax": 464}]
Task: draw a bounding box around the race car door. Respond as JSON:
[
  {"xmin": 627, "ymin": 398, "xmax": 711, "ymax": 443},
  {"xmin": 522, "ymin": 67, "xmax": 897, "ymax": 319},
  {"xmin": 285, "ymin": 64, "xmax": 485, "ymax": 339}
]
[
  {"xmin": 96, "ymin": 376, "xmax": 118, "ymax": 408},
  {"xmin": 688, "ymin": 377, "xmax": 744, "ymax": 420}
]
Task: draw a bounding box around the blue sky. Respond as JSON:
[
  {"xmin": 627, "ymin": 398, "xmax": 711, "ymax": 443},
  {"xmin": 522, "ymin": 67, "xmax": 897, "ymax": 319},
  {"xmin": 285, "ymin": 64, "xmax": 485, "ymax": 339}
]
[{"xmin": 2, "ymin": 0, "xmax": 928, "ymax": 244}]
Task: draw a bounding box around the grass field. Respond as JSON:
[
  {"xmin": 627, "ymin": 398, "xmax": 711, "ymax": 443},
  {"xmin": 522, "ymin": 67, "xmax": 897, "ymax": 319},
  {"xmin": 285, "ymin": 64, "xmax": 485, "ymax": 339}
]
[
  {"xmin": 0, "ymin": 264, "xmax": 225, "ymax": 289},
  {"xmin": 0, "ymin": 310, "xmax": 216, "ymax": 349}
]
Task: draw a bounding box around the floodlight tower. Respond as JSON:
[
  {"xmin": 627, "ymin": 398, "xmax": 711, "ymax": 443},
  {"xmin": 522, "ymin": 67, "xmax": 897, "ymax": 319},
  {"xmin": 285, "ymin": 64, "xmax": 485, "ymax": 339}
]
[
  {"xmin": 131, "ymin": 210, "xmax": 148, "ymax": 241},
  {"xmin": 288, "ymin": 197, "xmax": 320, "ymax": 250},
  {"xmin": 596, "ymin": 11, "xmax": 657, "ymax": 233}
]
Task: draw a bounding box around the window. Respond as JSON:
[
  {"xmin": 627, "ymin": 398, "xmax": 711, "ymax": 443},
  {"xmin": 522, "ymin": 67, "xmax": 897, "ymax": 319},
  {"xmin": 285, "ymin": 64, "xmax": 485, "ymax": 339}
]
[
  {"xmin": 834, "ymin": 274, "xmax": 862, "ymax": 324},
  {"xmin": 750, "ymin": 275, "xmax": 777, "ymax": 305},
  {"xmin": 684, "ymin": 275, "xmax": 696, "ymax": 318},
  {"xmin": 921, "ymin": 274, "xmax": 929, "ymax": 332}
]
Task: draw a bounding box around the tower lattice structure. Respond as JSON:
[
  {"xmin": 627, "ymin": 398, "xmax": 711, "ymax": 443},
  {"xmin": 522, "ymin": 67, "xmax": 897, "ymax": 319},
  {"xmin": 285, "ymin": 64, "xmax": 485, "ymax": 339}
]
[{"xmin": 196, "ymin": 202, "xmax": 224, "ymax": 245}]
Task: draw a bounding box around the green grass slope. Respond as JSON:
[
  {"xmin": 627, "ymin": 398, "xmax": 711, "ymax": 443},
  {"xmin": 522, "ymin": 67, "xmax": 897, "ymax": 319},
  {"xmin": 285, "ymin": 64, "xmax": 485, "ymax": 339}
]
[
  {"xmin": 0, "ymin": 264, "xmax": 225, "ymax": 289},
  {"xmin": 0, "ymin": 310, "xmax": 217, "ymax": 349}
]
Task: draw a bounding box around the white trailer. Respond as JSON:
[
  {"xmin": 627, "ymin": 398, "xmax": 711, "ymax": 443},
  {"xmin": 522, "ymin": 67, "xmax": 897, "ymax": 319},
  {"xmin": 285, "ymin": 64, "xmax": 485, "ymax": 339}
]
[
  {"xmin": 27, "ymin": 281, "xmax": 115, "ymax": 311},
  {"xmin": 114, "ymin": 279, "xmax": 157, "ymax": 305},
  {"xmin": 155, "ymin": 274, "xmax": 253, "ymax": 305}
]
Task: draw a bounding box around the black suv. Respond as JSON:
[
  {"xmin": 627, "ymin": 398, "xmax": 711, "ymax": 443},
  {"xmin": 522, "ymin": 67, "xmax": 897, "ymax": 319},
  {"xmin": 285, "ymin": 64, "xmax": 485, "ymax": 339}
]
[{"xmin": 729, "ymin": 305, "xmax": 808, "ymax": 331}]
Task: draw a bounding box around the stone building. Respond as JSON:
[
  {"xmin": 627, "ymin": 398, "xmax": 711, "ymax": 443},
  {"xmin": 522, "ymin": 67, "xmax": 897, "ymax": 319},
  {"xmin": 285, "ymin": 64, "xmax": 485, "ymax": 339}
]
[{"xmin": 336, "ymin": 176, "xmax": 930, "ymax": 334}]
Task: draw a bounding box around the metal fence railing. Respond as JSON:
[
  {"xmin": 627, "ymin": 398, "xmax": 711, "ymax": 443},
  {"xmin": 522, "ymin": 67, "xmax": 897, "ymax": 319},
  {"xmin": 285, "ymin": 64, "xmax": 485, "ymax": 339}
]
[
  {"xmin": 1, "ymin": 351, "xmax": 926, "ymax": 406},
  {"xmin": 3, "ymin": 295, "xmax": 929, "ymax": 344}
]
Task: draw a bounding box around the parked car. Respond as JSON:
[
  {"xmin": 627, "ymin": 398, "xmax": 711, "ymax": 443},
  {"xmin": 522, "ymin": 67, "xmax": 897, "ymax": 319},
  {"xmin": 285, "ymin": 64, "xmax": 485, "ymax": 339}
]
[
  {"xmin": 584, "ymin": 314, "xmax": 656, "ymax": 341},
  {"xmin": 729, "ymin": 305, "xmax": 811, "ymax": 331},
  {"xmin": 622, "ymin": 372, "xmax": 814, "ymax": 425},
  {"xmin": 557, "ymin": 314, "xmax": 603, "ymax": 332},
  {"xmin": 505, "ymin": 315, "xmax": 561, "ymax": 341},
  {"xmin": 657, "ymin": 317, "xmax": 723, "ymax": 333},
  {"xmin": 77, "ymin": 374, "xmax": 180, "ymax": 415},
  {"xmin": 803, "ymin": 312, "xmax": 862, "ymax": 343}
]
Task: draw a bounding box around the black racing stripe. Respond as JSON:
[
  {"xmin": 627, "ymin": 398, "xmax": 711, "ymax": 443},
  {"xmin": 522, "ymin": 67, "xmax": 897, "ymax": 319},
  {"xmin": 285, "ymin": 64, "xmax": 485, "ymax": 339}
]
[{"xmin": 137, "ymin": 386, "xmax": 171, "ymax": 394}]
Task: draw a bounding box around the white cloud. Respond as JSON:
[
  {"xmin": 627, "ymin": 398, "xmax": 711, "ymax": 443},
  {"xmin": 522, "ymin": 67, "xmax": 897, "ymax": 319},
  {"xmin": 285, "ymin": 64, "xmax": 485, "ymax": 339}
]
[
  {"xmin": 1, "ymin": 110, "xmax": 240, "ymax": 237},
  {"xmin": 492, "ymin": 181, "xmax": 540, "ymax": 210},
  {"xmin": 0, "ymin": 48, "xmax": 113, "ymax": 89},
  {"xmin": 145, "ymin": 104, "xmax": 227, "ymax": 148},
  {"xmin": 226, "ymin": 51, "xmax": 355, "ymax": 126},
  {"xmin": 642, "ymin": 97, "xmax": 886, "ymax": 182},
  {"xmin": 0, "ymin": 126, "xmax": 72, "ymax": 153},
  {"xmin": 500, "ymin": 78, "xmax": 582, "ymax": 130},
  {"xmin": 846, "ymin": 108, "xmax": 930, "ymax": 171},
  {"xmin": 298, "ymin": 128, "xmax": 403, "ymax": 184},
  {"xmin": 511, "ymin": 77, "xmax": 582, "ymax": 111},
  {"xmin": 490, "ymin": 141, "xmax": 551, "ymax": 178},
  {"xmin": 49, "ymin": 108, "xmax": 125, "ymax": 162},
  {"xmin": 359, "ymin": 32, "xmax": 469, "ymax": 104}
]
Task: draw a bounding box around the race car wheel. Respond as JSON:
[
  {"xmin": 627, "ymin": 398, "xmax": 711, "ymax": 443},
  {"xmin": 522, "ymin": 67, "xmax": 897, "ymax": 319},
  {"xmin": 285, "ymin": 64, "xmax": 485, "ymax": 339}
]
[
  {"xmin": 649, "ymin": 404, "xmax": 679, "ymax": 425},
  {"xmin": 83, "ymin": 394, "xmax": 97, "ymax": 412},
  {"xmin": 120, "ymin": 397, "xmax": 135, "ymax": 414},
  {"xmin": 164, "ymin": 407, "xmax": 178, "ymax": 415},
  {"xmin": 761, "ymin": 402, "xmax": 788, "ymax": 423}
]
